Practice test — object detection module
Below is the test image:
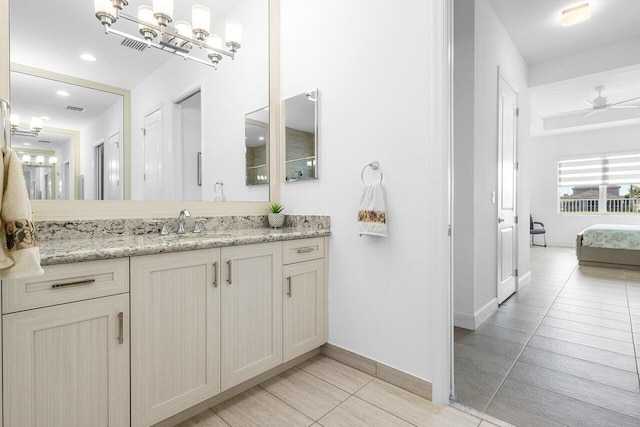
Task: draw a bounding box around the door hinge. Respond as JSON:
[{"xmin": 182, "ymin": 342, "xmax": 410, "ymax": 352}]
[
  {"xmin": 515, "ymin": 269, "xmax": 519, "ymax": 277},
  {"xmin": 141, "ymin": 128, "xmax": 146, "ymax": 136},
  {"xmin": 515, "ymin": 108, "xmax": 520, "ymax": 117},
  {"xmin": 515, "ymin": 161, "xmax": 519, "ymax": 170},
  {"xmin": 515, "ymin": 215, "xmax": 519, "ymax": 224},
  {"xmin": 143, "ymin": 173, "xmax": 146, "ymax": 181},
  {"xmin": 448, "ymin": 225, "xmax": 452, "ymax": 237}
]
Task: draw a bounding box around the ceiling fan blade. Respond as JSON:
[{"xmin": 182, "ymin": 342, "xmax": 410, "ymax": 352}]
[
  {"xmin": 610, "ymin": 105, "xmax": 638, "ymax": 109},
  {"xmin": 553, "ymin": 108, "xmax": 592, "ymax": 116},
  {"xmin": 584, "ymin": 100, "xmax": 596, "ymax": 107},
  {"xmin": 610, "ymin": 96, "xmax": 640, "ymax": 106}
]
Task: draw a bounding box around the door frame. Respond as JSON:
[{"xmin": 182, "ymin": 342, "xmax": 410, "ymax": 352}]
[{"xmin": 496, "ymin": 67, "xmax": 519, "ymax": 304}]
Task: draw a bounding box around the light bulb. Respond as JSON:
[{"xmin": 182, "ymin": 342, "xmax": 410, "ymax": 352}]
[
  {"xmin": 21, "ymin": 155, "xmax": 30, "ymax": 163},
  {"xmin": 94, "ymin": 0, "xmax": 117, "ymax": 25},
  {"xmin": 35, "ymin": 155, "xmax": 44, "ymax": 164},
  {"xmin": 153, "ymin": 0, "xmax": 173, "ymax": 26},
  {"xmin": 10, "ymin": 114, "xmax": 19, "ymax": 127},
  {"xmin": 138, "ymin": 5, "xmax": 157, "ymax": 40},
  {"xmin": 225, "ymin": 19, "xmax": 242, "ymax": 52},
  {"xmin": 174, "ymin": 21, "xmax": 193, "ymax": 39},
  {"xmin": 192, "ymin": 5, "xmax": 210, "ymax": 40},
  {"xmin": 29, "ymin": 117, "xmax": 43, "ymax": 131},
  {"xmin": 49, "ymin": 156, "xmax": 58, "ymax": 165}
]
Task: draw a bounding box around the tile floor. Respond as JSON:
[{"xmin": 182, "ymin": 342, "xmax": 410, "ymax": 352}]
[
  {"xmin": 177, "ymin": 355, "xmax": 497, "ymax": 427},
  {"xmin": 455, "ymin": 246, "xmax": 640, "ymax": 427}
]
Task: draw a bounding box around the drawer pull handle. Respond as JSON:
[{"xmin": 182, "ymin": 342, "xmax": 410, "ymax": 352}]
[
  {"xmin": 227, "ymin": 260, "xmax": 232, "ymax": 284},
  {"xmin": 287, "ymin": 276, "xmax": 292, "ymax": 297},
  {"xmin": 51, "ymin": 278, "xmax": 96, "ymax": 289},
  {"xmin": 212, "ymin": 262, "xmax": 218, "ymax": 287},
  {"xmin": 118, "ymin": 312, "xmax": 124, "ymax": 345},
  {"xmin": 297, "ymin": 247, "xmax": 315, "ymax": 254}
]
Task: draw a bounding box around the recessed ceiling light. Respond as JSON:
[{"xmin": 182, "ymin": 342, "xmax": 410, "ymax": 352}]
[
  {"xmin": 80, "ymin": 53, "xmax": 97, "ymax": 62},
  {"xmin": 23, "ymin": 142, "xmax": 31, "ymax": 146},
  {"xmin": 561, "ymin": 3, "xmax": 591, "ymax": 26},
  {"xmin": 56, "ymin": 90, "xmax": 70, "ymax": 97},
  {"xmin": 41, "ymin": 116, "xmax": 51, "ymax": 120},
  {"xmin": 259, "ymin": 136, "xmax": 265, "ymax": 140}
]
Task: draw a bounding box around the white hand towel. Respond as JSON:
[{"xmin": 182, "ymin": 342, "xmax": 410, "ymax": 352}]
[
  {"xmin": 358, "ymin": 182, "xmax": 388, "ymax": 237},
  {"xmin": 0, "ymin": 148, "xmax": 44, "ymax": 279}
]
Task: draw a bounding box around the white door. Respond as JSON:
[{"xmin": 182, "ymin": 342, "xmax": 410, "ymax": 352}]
[
  {"xmin": 106, "ymin": 131, "xmax": 121, "ymax": 200},
  {"xmin": 143, "ymin": 108, "xmax": 163, "ymax": 200},
  {"xmin": 497, "ymin": 74, "xmax": 518, "ymax": 304},
  {"xmin": 60, "ymin": 162, "xmax": 70, "ymax": 200}
]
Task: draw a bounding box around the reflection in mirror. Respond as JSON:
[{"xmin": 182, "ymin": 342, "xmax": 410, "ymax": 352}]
[
  {"xmin": 9, "ymin": 71, "xmax": 123, "ymax": 200},
  {"xmin": 245, "ymin": 107, "xmax": 269, "ymax": 186},
  {"xmin": 10, "ymin": 0, "xmax": 270, "ymax": 202},
  {"xmin": 283, "ymin": 90, "xmax": 318, "ymax": 182}
]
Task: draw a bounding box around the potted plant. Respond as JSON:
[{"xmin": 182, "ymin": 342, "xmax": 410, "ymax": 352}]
[{"xmin": 267, "ymin": 203, "xmax": 285, "ymax": 228}]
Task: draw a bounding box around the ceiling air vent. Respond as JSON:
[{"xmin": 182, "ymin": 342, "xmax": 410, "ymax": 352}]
[
  {"xmin": 66, "ymin": 105, "xmax": 86, "ymax": 112},
  {"xmin": 37, "ymin": 140, "xmax": 51, "ymax": 144},
  {"xmin": 121, "ymin": 38, "xmax": 148, "ymax": 52}
]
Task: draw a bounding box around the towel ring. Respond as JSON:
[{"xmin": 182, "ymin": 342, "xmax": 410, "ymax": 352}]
[{"xmin": 361, "ymin": 161, "xmax": 383, "ymax": 184}]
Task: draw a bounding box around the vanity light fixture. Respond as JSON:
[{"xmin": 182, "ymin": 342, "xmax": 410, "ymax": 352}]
[
  {"xmin": 48, "ymin": 156, "xmax": 58, "ymax": 165},
  {"xmin": 21, "ymin": 155, "xmax": 31, "ymax": 163},
  {"xmin": 94, "ymin": 0, "xmax": 242, "ymax": 70},
  {"xmin": 561, "ymin": 3, "xmax": 591, "ymax": 26},
  {"xmin": 10, "ymin": 114, "xmax": 43, "ymax": 138}
]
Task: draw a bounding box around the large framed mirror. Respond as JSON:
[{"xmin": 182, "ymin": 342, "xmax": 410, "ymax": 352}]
[{"xmin": 4, "ymin": 0, "xmax": 280, "ymax": 218}]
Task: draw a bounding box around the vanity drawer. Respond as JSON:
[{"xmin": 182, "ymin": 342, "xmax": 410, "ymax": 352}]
[
  {"xmin": 283, "ymin": 237, "xmax": 325, "ymax": 264},
  {"xmin": 2, "ymin": 258, "xmax": 129, "ymax": 314}
]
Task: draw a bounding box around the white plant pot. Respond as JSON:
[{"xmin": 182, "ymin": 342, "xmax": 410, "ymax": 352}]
[{"xmin": 268, "ymin": 213, "xmax": 285, "ymax": 228}]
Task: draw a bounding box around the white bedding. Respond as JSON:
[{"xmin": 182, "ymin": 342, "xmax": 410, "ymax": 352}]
[{"xmin": 581, "ymin": 224, "xmax": 640, "ymax": 250}]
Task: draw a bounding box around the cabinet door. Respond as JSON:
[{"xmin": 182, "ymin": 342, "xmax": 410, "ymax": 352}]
[
  {"xmin": 283, "ymin": 259, "xmax": 327, "ymax": 362},
  {"xmin": 221, "ymin": 242, "xmax": 282, "ymax": 390},
  {"xmin": 131, "ymin": 249, "xmax": 220, "ymax": 427},
  {"xmin": 3, "ymin": 294, "xmax": 130, "ymax": 427}
]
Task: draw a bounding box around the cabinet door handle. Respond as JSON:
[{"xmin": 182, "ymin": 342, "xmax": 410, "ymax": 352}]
[
  {"xmin": 51, "ymin": 278, "xmax": 96, "ymax": 289},
  {"xmin": 297, "ymin": 247, "xmax": 315, "ymax": 254},
  {"xmin": 212, "ymin": 261, "xmax": 218, "ymax": 287},
  {"xmin": 227, "ymin": 260, "xmax": 232, "ymax": 284},
  {"xmin": 117, "ymin": 312, "xmax": 124, "ymax": 345},
  {"xmin": 287, "ymin": 276, "xmax": 292, "ymax": 297}
]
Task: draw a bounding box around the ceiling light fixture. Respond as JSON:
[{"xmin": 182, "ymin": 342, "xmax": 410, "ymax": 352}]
[
  {"xmin": 80, "ymin": 53, "xmax": 97, "ymax": 61},
  {"xmin": 41, "ymin": 116, "xmax": 51, "ymax": 120},
  {"xmin": 56, "ymin": 90, "xmax": 70, "ymax": 97},
  {"xmin": 10, "ymin": 114, "xmax": 43, "ymax": 138},
  {"xmin": 94, "ymin": 0, "xmax": 242, "ymax": 70},
  {"xmin": 561, "ymin": 3, "xmax": 592, "ymax": 26}
]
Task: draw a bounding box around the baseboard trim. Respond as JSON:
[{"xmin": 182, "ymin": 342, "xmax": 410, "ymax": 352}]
[
  {"xmin": 454, "ymin": 311, "xmax": 475, "ymax": 330},
  {"xmin": 474, "ymin": 298, "xmax": 498, "ymax": 328},
  {"xmin": 320, "ymin": 343, "xmax": 432, "ymax": 400},
  {"xmin": 517, "ymin": 271, "xmax": 532, "ymax": 291},
  {"xmin": 153, "ymin": 348, "xmax": 320, "ymax": 427}
]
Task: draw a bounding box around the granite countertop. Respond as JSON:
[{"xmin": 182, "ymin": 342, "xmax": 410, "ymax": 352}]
[{"xmin": 39, "ymin": 227, "xmax": 331, "ymax": 266}]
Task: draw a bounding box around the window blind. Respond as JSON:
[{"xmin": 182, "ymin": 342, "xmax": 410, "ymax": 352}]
[{"xmin": 558, "ymin": 153, "xmax": 640, "ymax": 187}]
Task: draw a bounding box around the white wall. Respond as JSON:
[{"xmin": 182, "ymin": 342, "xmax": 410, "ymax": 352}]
[
  {"xmin": 56, "ymin": 139, "xmax": 74, "ymax": 200},
  {"xmin": 530, "ymin": 124, "xmax": 640, "ymax": 247},
  {"xmin": 80, "ymin": 99, "xmax": 123, "ymax": 200},
  {"xmin": 453, "ymin": 0, "xmax": 530, "ymax": 328},
  {"xmin": 281, "ymin": 0, "xmax": 437, "ymax": 382},
  {"xmin": 130, "ymin": 0, "xmax": 269, "ymax": 202}
]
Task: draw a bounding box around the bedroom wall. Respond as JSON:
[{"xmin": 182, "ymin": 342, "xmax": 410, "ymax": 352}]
[
  {"xmin": 530, "ymin": 124, "xmax": 640, "ymax": 247},
  {"xmin": 453, "ymin": 0, "xmax": 531, "ymax": 329}
]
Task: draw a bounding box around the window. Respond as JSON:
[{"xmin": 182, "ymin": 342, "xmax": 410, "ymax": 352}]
[{"xmin": 558, "ymin": 153, "xmax": 640, "ymax": 215}]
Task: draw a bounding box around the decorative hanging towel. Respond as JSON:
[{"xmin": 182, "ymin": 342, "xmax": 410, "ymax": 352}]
[
  {"xmin": 0, "ymin": 148, "xmax": 44, "ymax": 279},
  {"xmin": 358, "ymin": 182, "xmax": 388, "ymax": 237}
]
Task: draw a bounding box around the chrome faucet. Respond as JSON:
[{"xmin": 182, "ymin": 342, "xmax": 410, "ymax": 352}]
[{"xmin": 177, "ymin": 209, "xmax": 191, "ymax": 234}]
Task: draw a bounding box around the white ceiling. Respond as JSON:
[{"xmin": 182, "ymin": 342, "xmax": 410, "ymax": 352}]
[
  {"xmin": 487, "ymin": 0, "xmax": 640, "ymax": 65},
  {"xmin": 10, "ymin": 0, "xmax": 240, "ymax": 89},
  {"xmin": 12, "ymin": 131, "xmax": 73, "ymax": 153},
  {"xmin": 285, "ymin": 92, "xmax": 316, "ymax": 133}
]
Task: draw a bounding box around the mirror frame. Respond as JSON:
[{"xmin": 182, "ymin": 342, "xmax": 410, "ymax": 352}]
[{"xmin": 1, "ymin": 0, "xmax": 280, "ymax": 220}]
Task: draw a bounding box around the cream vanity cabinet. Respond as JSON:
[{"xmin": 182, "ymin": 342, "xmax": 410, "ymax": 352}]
[
  {"xmin": 2, "ymin": 259, "xmax": 131, "ymax": 427},
  {"xmin": 130, "ymin": 249, "xmax": 221, "ymax": 427},
  {"xmin": 282, "ymin": 238, "xmax": 327, "ymax": 362}
]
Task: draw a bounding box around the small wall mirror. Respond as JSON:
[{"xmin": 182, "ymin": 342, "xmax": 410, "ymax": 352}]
[
  {"xmin": 245, "ymin": 106, "xmax": 270, "ymax": 186},
  {"xmin": 283, "ymin": 89, "xmax": 318, "ymax": 182}
]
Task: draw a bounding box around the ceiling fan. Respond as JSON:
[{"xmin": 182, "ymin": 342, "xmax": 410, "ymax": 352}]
[{"xmin": 559, "ymin": 86, "xmax": 640, "ymax": 117}]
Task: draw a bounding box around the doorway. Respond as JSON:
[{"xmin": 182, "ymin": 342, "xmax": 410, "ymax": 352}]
[
  {"xmin": 95, "ymin": 142, "xmax": 105, "ymax": 200},
  {"xmin": 143, "ymin": 107, "xmax": 163, "ymax": 200},
  {"xmin": 174, "ymin": 89, "xmax": 202, "ymax": 201}
]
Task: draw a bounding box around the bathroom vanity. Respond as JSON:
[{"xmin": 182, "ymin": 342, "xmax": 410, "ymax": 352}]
[{"xmin": 1, "ymin": 217, "xmax": 329, "ymax": 427}]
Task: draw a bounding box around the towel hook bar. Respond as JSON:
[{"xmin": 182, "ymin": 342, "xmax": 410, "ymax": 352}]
[
  {"xmin": 0, "ymin": 99, "xmax": 10, "ymax": 151},
  {"xmin": 361, "ymin": 161, "xmax": 383, "ymax": 184}
]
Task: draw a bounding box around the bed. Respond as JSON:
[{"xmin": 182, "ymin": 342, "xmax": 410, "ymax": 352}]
[{"xmin": 576, "ymin": 224, "xmax": 640, "ymax": 270}]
